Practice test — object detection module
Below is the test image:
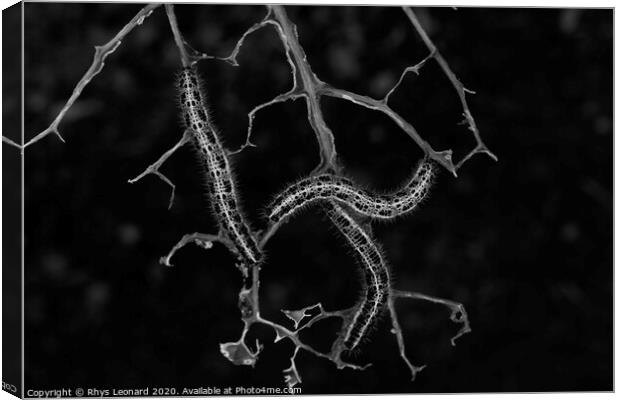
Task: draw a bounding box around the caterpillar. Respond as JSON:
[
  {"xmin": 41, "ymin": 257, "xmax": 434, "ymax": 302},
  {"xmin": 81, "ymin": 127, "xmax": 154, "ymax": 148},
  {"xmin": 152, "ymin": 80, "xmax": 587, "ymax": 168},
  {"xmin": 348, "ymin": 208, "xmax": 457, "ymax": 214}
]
[
  {"xmin": 267, "ymin": 158, "xmax": 436, "ymax": 225},
  {"xmin": 324, "ymin": 201, "xmax": 390, "ymax": 351},
  {"xmin": 178, "ymin": 66, "xmax": 263, "ymax": 264}
]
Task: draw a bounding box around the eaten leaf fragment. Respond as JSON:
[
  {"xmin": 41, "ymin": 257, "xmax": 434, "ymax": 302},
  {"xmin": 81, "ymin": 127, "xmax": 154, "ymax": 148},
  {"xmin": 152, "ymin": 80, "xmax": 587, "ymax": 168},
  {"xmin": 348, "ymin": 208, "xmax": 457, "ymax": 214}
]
[
  {"xmin": 281, "ymin": 303, "xmax": 322, "ymax": 329},
  {"xmin": 283, "ymin": 359, "xmax": 302, "ymax": 388},
  {"xmin": 195, "ymin": 239, "xmax": 214, "ymax": 249},
  {"xmin": 220, "ymin": 339, "xmax": 262, "ymax": 367}
]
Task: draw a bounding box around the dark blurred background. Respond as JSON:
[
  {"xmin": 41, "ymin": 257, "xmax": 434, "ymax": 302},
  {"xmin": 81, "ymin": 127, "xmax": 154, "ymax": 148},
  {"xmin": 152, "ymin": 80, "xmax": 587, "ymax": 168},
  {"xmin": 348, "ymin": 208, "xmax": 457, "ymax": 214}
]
[{"xmin": 20, "ymin": 4, "xmax": 611, "ymax": 394}]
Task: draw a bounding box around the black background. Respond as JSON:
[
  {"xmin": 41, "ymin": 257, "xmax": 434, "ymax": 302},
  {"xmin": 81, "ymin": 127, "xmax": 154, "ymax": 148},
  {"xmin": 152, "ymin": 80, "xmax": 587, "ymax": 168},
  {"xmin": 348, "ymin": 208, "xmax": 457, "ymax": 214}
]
[{"xmin": 21, "ymin": 4, "xmax": 612, "ymax": 394}]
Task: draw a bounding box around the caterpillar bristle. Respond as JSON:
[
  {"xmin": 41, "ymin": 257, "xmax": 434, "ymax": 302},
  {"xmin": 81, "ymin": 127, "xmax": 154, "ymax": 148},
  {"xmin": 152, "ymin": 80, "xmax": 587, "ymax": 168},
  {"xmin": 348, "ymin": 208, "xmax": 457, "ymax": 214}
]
[
  {"xmin": 178, "ymin": 66, "xmax": 264, "ymax": 265},
  {"xmin": 267, "ymin": 158, "xmax": 437, "ymax": 227},
  {"xmin": 324, "ymin": 202, "xmax": 390, "ymax": 352}
]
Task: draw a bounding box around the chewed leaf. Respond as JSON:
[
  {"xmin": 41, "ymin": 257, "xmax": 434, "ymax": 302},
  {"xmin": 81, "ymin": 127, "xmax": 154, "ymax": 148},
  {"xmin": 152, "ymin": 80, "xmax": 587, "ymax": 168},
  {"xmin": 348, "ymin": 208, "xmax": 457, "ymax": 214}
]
[
  {"xmin": 283, "ymin": 363, "xmax": 302, "ymax": 388},
  {"xmin": 281, "ymin": 310, "xmax": 307, "ymax": 329},
  {"xmin": 283, "ymin": 349, "xmax": 302, "ymax": 388},
  {"xmin": 281, "ymin": 303, "xmax": 322, "ymax": 329},
  {"xmin": 194, "ymin": 238, "xmax": 213, "ymax": 249},
  {"xmin": 220, "ymin": 339, "xmax": 262, "ymax": 367}
]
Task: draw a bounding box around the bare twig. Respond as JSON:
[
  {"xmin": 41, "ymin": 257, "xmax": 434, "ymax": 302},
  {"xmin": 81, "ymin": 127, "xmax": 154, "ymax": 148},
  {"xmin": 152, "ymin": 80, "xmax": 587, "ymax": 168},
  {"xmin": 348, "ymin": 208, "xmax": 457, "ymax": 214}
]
[
  {"xmin": 388, "ymin": 296, "xmax": 427, "ymax": 381},
  {"xmin": 270, "ymin": 5, "xmax": 338, "ymax": 172},
  {"xmin": 383, "ymin": 51, "xmax": 435, "ymax": 104},
  {"xmin": 221, "ymin": 14, "xmax": 305, "ymax": 157},
  {"xmin": 166, "ymin": 4, "xmax": 192, "ymax": 67},
  {"xmin": 229, "ymin": 6, "xmax": 476, "ymax": 176},
  {"xmin": 162, "ymin": 8, "xmax": 279, "ymax": 157},
  {"xmin": 24, "ymin": 4, "xmax": 160, "ymax": 149},
  {"xmin": 402, "ymin": 7, "xmax": 497, "ymax": 169},
  {"xmin": 217, "ymin": 13, "xmax": 274, "ymax": 66},
  {"xmin": 170, "ymin": 8, "xmax": 275, "ymax": 67},
  {"xmin": 392, "ymin": 289, "xmax": 471, "ymax": 346},
  {"xmin": 128, "ymin": 130, "xmax": 191, "ymax": 209},
  {"xmin": 228, "ymin": 89, "xmax": 303, "ymax": 155},
  {"xmin": 320, "ymin": 85, "xmax": 457, "ymax": 176},
  {"xmin": 160, "ymin": 232, "xmax": 234, "ymax": 267},
  {"xmin": 2, "ymin": 136, "xmax": 22, "ymax": 150}
]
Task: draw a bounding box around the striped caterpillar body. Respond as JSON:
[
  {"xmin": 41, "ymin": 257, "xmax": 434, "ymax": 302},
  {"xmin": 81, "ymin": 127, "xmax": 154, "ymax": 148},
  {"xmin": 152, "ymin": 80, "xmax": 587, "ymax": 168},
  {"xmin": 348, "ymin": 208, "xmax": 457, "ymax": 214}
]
[
  {"xmin": 268, "ymin": 158, "xmax": 436, "ymax": 225},
  {"xmin": 178, "ymin": 66, "xmax": 263, "ymax": 264},
  {"xmin": 324, "ymin": 202, "xmax": 390, "ymax": 351}
]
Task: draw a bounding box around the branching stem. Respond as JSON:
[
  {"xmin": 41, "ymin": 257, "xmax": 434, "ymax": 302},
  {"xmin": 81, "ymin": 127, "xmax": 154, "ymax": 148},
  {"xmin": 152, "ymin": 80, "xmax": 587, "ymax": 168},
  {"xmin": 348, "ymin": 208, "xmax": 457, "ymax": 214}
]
[
  {"xmin": 128, "ymin": 130, "xmax": 191, "ymax": 209},
  {"xmin": 269, "ymin": 5, "xmax": 338, "ymax": 172},
  {"xmin": 402, "ymin": 7, "xmax": 497, "ymax": 169},
  {"xmin": 23, "ymin": 3, "xmax": 160, "ymax": 149},
  {"xmin": 159, "ymin": 6, "xmax": 479, "ymax": 386}
]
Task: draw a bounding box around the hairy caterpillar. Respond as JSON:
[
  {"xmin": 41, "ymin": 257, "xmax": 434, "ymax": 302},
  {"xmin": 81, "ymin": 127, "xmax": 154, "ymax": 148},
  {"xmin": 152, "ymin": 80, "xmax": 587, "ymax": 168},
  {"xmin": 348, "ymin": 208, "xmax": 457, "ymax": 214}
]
[
  {"xmin": 268, "ymin": 158, "xmax": 436, "ymax": 224},
  {"xmin": 178, "ymin": 66, "xmax": 262, "ymax": 264},
  {"xmin": 324, "ymin": 202, "xmax": 390, "ymax": 350}
]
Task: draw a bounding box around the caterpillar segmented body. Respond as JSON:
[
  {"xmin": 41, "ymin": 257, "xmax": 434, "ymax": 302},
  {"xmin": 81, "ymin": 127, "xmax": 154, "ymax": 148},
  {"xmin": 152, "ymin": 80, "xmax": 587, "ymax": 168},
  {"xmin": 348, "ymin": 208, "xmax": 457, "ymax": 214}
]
[
  {"xmin": 325, "ymin": 202, "xmax": 390, "ymax": 350},
  {"xmin": 178, "ymin": 66, "xmax": 262, "ymax": 264},
  {"xmin": 268, "ymin": 158, "xmax": 436, "ymax": 224}
]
